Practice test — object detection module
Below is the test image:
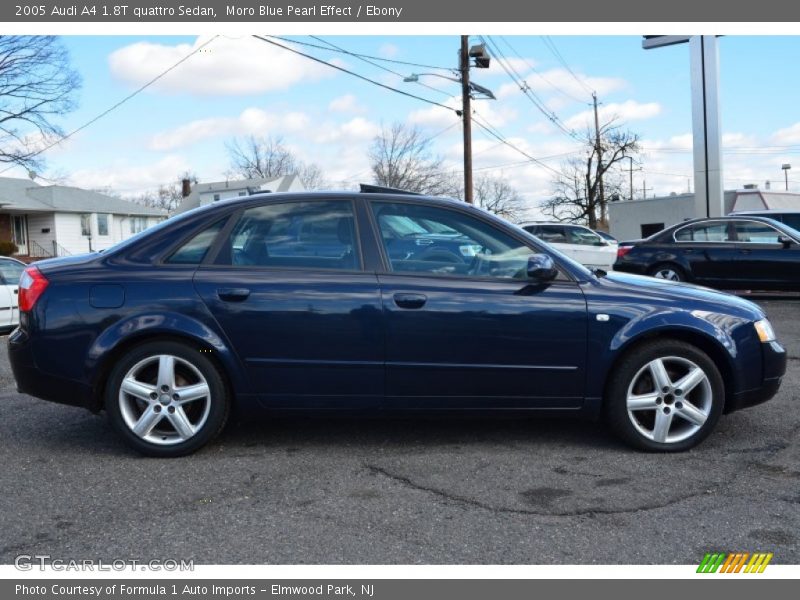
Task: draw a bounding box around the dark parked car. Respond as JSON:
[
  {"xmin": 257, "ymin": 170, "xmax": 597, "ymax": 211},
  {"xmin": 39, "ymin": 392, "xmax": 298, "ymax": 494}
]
[
  {"xmin": 9, "ymin": 192, "xmax": 786, "ymax": 456},
  {"xmin": 614, "ymin": 216, "xmax": 800, "ymax": 290},
  {"xmin": 732, "ymin": 209, "xmax": 800, "ymax": 235}
]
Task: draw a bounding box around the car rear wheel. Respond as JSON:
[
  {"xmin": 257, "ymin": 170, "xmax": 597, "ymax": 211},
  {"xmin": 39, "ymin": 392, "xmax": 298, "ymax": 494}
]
[
  {"xmin": 605, "ymin": 340, "xmax": 724, "ymax": 452},
  {"xmin": 105, "ymin": 340, "xmax": 229, "ymax": 457},
  {"xmin": 649, "ymin": 263, "xmax": 685, "ymax": 282}
]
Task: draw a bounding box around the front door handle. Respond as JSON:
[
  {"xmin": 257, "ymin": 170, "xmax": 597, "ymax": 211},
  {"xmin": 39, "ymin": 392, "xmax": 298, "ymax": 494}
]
[
  {"xmin": 393, "ymin": 292, "xmax": 427, "ymax": 309},
  {"xmin": 217, "ymin": 288, "xmax": 251, "ymax": 302}
]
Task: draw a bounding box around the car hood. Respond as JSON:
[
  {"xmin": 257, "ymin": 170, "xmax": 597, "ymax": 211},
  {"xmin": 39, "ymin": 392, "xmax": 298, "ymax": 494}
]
[{"xmin": 594, "ymin": 271, "xmax": 765, "ymax": 320}]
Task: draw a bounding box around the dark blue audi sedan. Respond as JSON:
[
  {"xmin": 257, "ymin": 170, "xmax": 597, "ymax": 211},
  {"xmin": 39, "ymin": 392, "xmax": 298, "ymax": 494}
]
[{"xmin": 8, "ymin": 190, "xmax": 786, "ymax": 456}]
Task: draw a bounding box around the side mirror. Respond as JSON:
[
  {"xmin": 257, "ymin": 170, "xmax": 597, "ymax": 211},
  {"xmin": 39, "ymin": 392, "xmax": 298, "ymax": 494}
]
[
  {"xmin": 527, "ymin": 254, "xmax": 558, "ymax": 283},
  {"xmin": 779, "ymin": 235, "xmax": 794, "ymax": 248}
]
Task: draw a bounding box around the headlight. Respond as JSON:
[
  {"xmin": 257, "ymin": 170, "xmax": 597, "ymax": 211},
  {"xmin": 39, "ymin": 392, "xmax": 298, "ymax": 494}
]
[{"xmin": 754, "ymin": 319, "xmax": 776, "ymax": 343}]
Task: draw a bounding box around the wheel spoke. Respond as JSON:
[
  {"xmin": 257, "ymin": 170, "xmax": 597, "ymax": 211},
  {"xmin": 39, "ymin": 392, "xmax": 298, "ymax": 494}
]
[
  {"xmin": 627, "ymin": 392, "xmax": 660, "ymax": 411},
  {"xmin": 167, "ymin": 406, "xmax": 195, "ymax": 440},
  {"xmin": 174, "ymin": 383, "xmax": 210, "ymax": 405},
  {"xmin": 674, "ymin": 367, "xmax": 707, "ymax": 396},
  {"xmin": 156, "ymin": 355, "xmax": 175, "ymax": 390},
  {"xmin": 676, "ymin": 400, "xmax": 708, "ymax": 427},
  {"xmin": 121, "ymin": 378, "xmax": 156, "ymax": 402},
  {"xmin": 132, "ymin": 405, "xmax": 163, "ymax": 437},
  {"xmin": 652, "ymin": 409, "xmax": 673, "ymax": 443},
  {"xmin": 648, "ymin": 359, "xmax": 672, "ymax": 391}
]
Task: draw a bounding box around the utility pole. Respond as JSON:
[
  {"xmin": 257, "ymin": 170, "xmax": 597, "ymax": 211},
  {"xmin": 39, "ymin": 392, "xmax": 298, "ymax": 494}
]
[
  {"xmin": 593, "ymin": 92, "xmax": 605, "ymax": 224},
  {"xmin": 627, "ymin": 156, "xmax": 634, "ymax": 201},
  {"xmin": 460, "ymin": 35, "xmax": 473, "ymax": 204}
]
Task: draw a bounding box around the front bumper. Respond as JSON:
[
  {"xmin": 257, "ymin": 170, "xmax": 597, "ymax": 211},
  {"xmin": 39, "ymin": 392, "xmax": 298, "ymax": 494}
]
[
  {"xmin": 727, "ymin": 340, "xmax": 787, "ymax": 412},
  {"xmin": 8, "ymin": 328, "xmax": 95, "ymax": 411}
]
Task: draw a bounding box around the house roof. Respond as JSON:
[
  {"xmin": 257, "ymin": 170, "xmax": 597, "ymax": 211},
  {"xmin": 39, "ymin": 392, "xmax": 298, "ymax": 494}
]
[
  {"xmin": 0, "ymin": 177, "xmax": 166, "ymax": 217},
  {"xmin": 174, "ymin": 174, "xmax": 302, "ymax": 214}
]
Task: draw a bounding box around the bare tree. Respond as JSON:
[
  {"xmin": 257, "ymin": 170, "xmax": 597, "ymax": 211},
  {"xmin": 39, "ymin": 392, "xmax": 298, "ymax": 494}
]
[
  {"xmin": 131, "ymin": 172, "xmax": 198, "ymax": 213},
  {"xmin": 369, "ymin": 122, "xmax": 461, "ymax": 197},
  {"xmin": 473, "ymin": 175, "xmax": 525, "ymax": 221},
  {"xmin": 544, "ymin": 121, "xmax": 639, "ymax": 228},
  {"xmin": 226, "ymin": 135, "xmax": 327, "ymax": 190},
  {"xmin": 0, "ymin": 36, "xmax": 81, "ymax": 170}
]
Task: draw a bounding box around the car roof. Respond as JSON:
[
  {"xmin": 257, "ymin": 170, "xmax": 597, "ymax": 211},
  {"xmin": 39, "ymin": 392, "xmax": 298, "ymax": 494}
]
[
  {"xmin": 732, "ymin": 209, "xmax": 800, "ymax": 215},
  {"xmin": 519, "ymin": 221, "xmax": 589, "ymax": 228}
]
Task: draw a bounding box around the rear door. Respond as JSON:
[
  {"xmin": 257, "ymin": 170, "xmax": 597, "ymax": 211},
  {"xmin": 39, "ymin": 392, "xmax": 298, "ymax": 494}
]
[{"xmin": 192, "ymin": 198, "xmax": 384, "ymax": 406}]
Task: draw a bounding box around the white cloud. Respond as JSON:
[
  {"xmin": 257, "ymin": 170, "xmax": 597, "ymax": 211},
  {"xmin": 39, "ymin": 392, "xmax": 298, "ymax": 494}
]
[
  {"xmin": 108, "ymin": 36, "xmax": 334, "ymax": 96},
  {"xmin": 67, "ymin": 155, "xmax": 192, "ymax": 194},
  {"xmin": 378, "ymin": 43, "xmax": 399, "ymax": 58},
  {"xmin": 148, "ymin": 108, "xmax": 311, "ymax": 151},
  {"xmin": 496, "ymin": 68, "xmax": 625, "ymax": 103},
  {"xmin": 407, "ymin": 97, "xmax": 517, "ymax": 131},
  {"xmin": 772, "ymin": 122, "xmax": 800, "ymax": 145},
  {"xmin": 328, "ymin": 94, "xmax": 367, "ymax": 114},
  {"xmin": 564, "ymin": 100, "xmax": 662, "ymax": 130}
]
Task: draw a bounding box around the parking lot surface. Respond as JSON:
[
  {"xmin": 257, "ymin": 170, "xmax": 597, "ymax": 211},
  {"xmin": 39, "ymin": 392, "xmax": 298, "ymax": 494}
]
[{"xmin": 0, "ymin": 298, "xmax": 798, "ymax": 564}]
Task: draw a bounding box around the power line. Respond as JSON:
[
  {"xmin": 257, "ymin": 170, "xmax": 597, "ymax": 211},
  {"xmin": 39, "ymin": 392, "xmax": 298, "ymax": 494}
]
[
  {"xmin": 0, "ymin": 35, "xmax": 220, "ymax": 177},
  {"xmin": 540, "ymin": 36, "xmax": 594, "ymax": 96},
  {"xmin": 497, "ymin": 35, "xmax": 590, "ymax": 105},
  {"xmin": 308, "ymin": 35, "xmax": 454, "ymax": 98},
  {"xmin": 481, "ymin": 36, "xmax": 581, "ymax": 142},
  {"xmin": 252, "ymin": 35, "xmax": 458, "ymax": 113},
  {"xmin": 265, "ymin": 35, "xmax": 453, "ymax": 72},
  {"xmin": 470, "ymin": 113, "xmax": 562, "ymax": 176}
]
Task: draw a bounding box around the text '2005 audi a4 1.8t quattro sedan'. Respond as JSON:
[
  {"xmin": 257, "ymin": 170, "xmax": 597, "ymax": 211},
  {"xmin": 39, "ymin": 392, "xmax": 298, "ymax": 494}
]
[{"xmin": 8, "ymin": 190, "xmax": 787, "ymax": 457}]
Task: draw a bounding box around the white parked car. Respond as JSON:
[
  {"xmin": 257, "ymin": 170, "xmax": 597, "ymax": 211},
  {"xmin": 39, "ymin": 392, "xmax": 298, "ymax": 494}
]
[
  {"xmin": 520, "ymin": 222, "xmax": 617, "ymax": 271},
  {"xmin": 0, "ymin": 257, "xmax": 25, "ymax": 333}
]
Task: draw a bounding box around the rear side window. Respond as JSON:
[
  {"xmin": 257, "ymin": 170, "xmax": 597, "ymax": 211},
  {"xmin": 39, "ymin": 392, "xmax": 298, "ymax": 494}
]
[
  {"xmin": 166, "ymin": 220, "xmax": 225, "ymax": 264},
  {"xmin": 217, "ymin": 200, "xmax": 360, "ymax": 271},
  {"xmin": 675, "ymin": 222, "xmax": 731, "ymax": 242}
]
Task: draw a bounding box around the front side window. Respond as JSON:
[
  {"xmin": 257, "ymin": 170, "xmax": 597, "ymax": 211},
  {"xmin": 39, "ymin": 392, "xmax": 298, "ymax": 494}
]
[
  {"xmin": 565, "ymin": 227, "xmax": 604, "ymax": 246},
  {"xmin": 0, "ymin": 260, "xmax": 24, "ymax": 285},
  {"xmin": 675, "ymin": 222, "xmax": 730, "ymax": 242},
  {"xmin": 217, "ymin": 200, "xmax": 359, "ymax": 271},
  {"xmin": 372, "ymin": 202, "xmax": 537, "ymax": 280},
  {"xmin": 534, "ymin": 225, "xmax": 568, "ymax": 244},
  {"xmin": 734, "ymin": 221, "xmax": 782, "ymax": 244}
]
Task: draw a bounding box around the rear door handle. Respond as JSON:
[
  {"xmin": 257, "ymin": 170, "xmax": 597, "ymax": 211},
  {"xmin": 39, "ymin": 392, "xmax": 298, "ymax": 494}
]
[
  {"xmin": 393, "ymin": 293, "xmax": 427, "ymax": 309},
  {"xmin": 217, "ymin": 288, "xmax": 251, "ymax": 302}
]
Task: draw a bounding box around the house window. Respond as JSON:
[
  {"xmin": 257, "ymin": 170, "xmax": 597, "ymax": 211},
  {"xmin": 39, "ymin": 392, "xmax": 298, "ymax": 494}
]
[
  {"xmin": 80, "ymin": 214, "xmax": 92, "ymax": 236},
  {"xmin": 238, "ymin": 191, "xmax": 247, "ymax": 196},
  {"xmin": 213, "ymin": 194, "xmax": 221, "ymax": 201},
  {"xmin": 12, "ymin": 215, "xmax": 27, "ymax": 246},
  {"xmin": 130, "ymin": 216, "xmax": 147, "ymax": 234},
  {"xmin": 97, "ymin": 214, "xmax": 109, "ymax": 236}
]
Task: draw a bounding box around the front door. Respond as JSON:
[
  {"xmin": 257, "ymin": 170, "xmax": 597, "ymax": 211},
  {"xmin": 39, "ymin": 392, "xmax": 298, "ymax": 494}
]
[
  {"xmin": 732, "ymin": 220, "xmax": 800, "ymax": 290},
  {"xmin": 11, "ymin": 215, "xmax": 27, "ymax": 256},
  {"xmin": 370, "ymin": 200, "xmax": 588, "ymax": 409},
  {"xmin": 193, "ymin": 199, "xmax": 384, "ymax": 406}
]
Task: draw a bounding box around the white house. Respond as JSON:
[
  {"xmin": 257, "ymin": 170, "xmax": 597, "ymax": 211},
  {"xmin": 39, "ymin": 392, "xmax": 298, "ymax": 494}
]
[
  {"xmin": 174, "ymin": 174, "xmax": 305, "ymax": 214},
  {"xmin": 0, "ymin": 177, "xmax": 166, "ymax": 258}
]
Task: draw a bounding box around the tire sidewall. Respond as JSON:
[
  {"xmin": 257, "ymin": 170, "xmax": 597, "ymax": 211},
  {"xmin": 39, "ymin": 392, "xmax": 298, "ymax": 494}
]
[
  {"xmin": 105, "ymin": 340, "xmax": 229, "ymax": 457},
  {"xmin": 606, "ymin": 341, "xmax": 725, "ymax": 452}
]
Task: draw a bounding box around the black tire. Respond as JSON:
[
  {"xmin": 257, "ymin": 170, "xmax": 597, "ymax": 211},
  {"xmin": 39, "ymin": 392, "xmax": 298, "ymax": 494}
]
[
  {"xmin": 648, "ymin": 263, "xmax": 686, "ymax": 282},
  {"xmin": 105, "ymin": 340, "xmax": 229, "ymax": 457},
  {"xmin": 605, "ymin": 340, "xmax": 724, "ymax": 452}
]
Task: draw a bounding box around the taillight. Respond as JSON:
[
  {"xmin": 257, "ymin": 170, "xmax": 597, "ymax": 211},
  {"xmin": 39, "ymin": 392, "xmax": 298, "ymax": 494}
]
[
  {"xmin": 18, "ymin": 266, "xmax": 48, "ymax": 312},
  {"xmin": 616, "ymin": 246, "xmax": 632, "ymax": 259}
]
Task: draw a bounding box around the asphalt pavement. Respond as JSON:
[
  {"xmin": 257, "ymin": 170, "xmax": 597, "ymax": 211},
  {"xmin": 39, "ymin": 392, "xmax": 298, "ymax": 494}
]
[{"xmin": 0, "ymin": 298, "xmax": 797, "ymax": 564}]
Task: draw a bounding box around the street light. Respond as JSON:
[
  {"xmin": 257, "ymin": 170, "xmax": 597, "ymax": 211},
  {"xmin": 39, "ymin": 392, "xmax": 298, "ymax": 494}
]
[
  {"xmin": 403, "ymin": 37, "xmax": 493, "ymax": 204},
  {"xmin": 403, "ymin": 73, "xmax": 496, "ymax": 100},
  {"xmin": 782, "ymin": 163, "xmax": 791, "ymax": 191}
]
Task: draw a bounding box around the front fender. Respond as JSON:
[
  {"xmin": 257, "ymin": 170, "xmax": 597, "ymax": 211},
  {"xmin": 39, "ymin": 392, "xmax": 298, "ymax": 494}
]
[{"xmin": 85, "ymin": 311, "xmax": 250, "ymax": 397}]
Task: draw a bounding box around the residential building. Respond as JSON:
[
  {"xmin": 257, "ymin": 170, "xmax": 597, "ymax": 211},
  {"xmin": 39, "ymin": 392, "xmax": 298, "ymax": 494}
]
[
  {"xmin": 0, "ymin": 177, "xmax": 166, "ymax": 259},
  {"xmin": 174, "ymin": 174, "xmax": 304, "ymax": 214},
  {"xmin": 608, "ymin": 188, "xmax": 800, "ymax": 240}
]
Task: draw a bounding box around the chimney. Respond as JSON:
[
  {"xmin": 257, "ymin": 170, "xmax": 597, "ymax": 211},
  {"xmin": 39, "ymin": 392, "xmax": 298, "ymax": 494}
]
[{"xmin": 181, "ymin": 178, "xmax": 192, "ymax": 198}]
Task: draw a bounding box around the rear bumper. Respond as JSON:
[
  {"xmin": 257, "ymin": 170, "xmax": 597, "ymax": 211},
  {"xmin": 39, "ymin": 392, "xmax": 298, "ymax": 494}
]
[
  {"xmin": 727, "ymin": 340, "xmax": 787, "ymax": 412},
  {"xmin": 7, "ymin": 329, "xmax": 95, "ymax": 411}
]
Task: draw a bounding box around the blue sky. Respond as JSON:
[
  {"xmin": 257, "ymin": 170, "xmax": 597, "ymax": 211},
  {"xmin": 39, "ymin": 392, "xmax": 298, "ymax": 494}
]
[{"xmin": 11, "ymin": 35, "xmax": 800, "ymax": 217}]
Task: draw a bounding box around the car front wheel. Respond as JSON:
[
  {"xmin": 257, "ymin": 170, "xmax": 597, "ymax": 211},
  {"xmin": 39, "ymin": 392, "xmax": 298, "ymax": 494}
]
[
  {"xmin": 105, "ymin": 340, "xmax": 229, "ymax": 457},
  {"xmin": 605, "ymin": 340, "xmax": 724, "ymax": 451}
]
